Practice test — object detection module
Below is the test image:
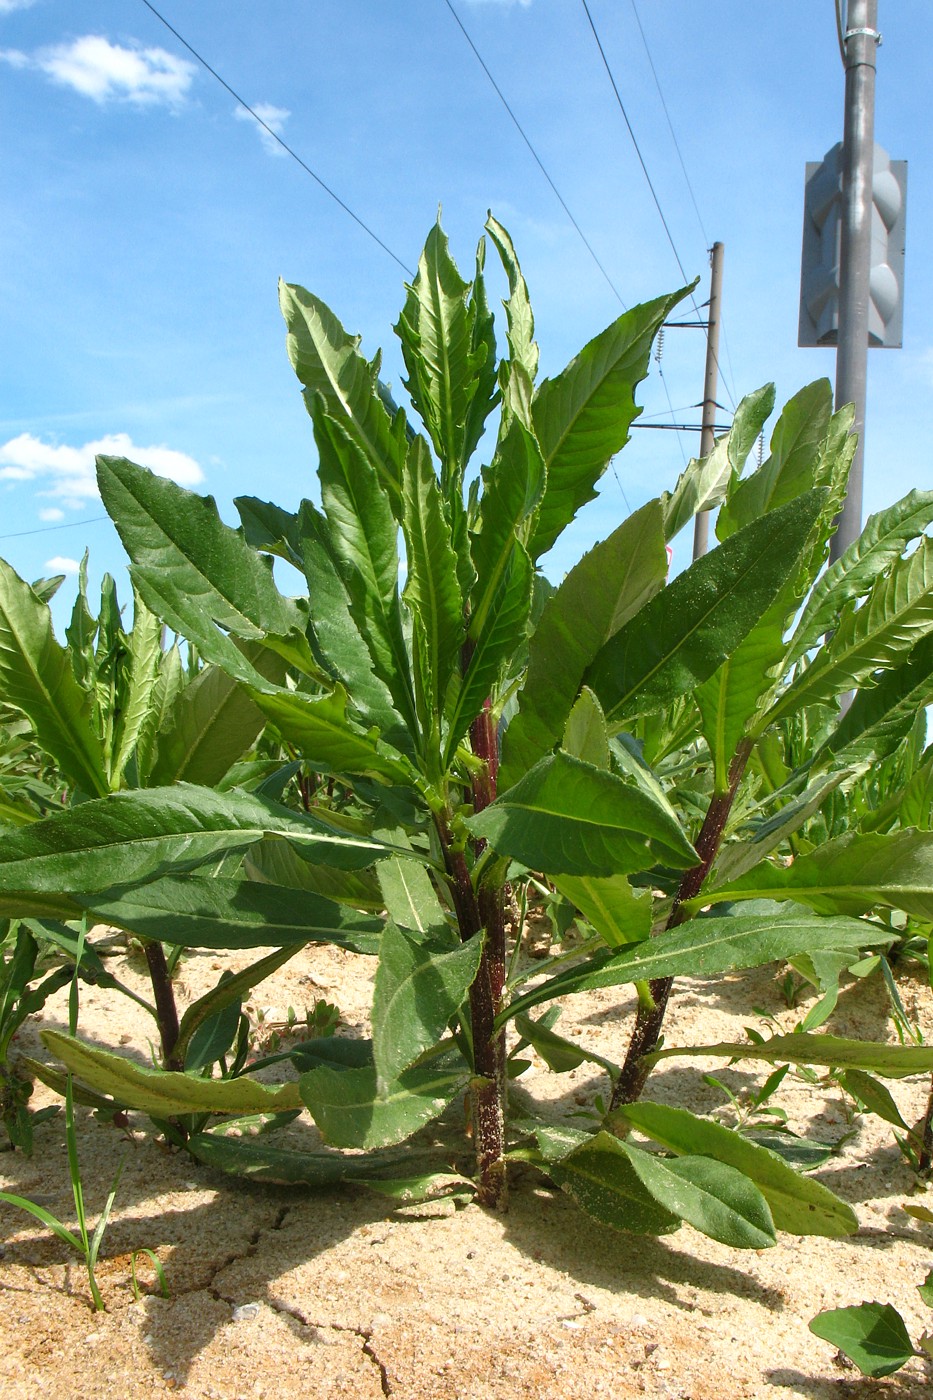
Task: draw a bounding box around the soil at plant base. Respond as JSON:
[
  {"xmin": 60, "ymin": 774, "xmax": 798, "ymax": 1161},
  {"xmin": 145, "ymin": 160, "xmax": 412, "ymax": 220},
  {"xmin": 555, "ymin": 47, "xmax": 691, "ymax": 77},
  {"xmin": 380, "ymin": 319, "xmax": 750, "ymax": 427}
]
[{"xmin": 2, "ymin": 927, "xmax": 933, "ymax": 1400}]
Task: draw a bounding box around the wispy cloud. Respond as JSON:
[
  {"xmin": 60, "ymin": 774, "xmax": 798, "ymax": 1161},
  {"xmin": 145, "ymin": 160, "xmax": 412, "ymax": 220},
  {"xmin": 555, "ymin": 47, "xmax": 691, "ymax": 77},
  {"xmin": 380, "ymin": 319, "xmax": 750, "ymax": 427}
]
[
  {"xmin": 44, "ymin": 556, "xmax": 81, "ymax": 576},
  {"xmin": 1, "ymin": 34, "xmax": 195, "ymax": 106},
  {"xmin": 0, "ymin": 0, "xmax": 37, "ymax": 14},
  {"xmin": 234, "ymin": 102, "xmax": 290, "ymax": 156},
  {"xmin": 0, "ymin": 432, "xmax": 204, "ymax": 512}
]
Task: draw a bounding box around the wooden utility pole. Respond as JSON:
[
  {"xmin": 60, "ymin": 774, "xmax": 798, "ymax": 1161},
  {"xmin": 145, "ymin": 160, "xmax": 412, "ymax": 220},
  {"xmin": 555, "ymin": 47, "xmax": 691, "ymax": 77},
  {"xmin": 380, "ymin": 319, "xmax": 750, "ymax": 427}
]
[{"xmin": 693, "ymin": 240, "xmax": 724, "ymax": 559}]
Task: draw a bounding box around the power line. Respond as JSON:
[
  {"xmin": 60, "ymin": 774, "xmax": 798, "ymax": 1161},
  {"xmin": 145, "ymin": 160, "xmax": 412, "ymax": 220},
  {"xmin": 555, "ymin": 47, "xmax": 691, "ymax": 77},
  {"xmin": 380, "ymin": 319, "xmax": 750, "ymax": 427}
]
[
  {"xmin": 0, "ymin": 515, "xmax": 109, "ymax": 541},
  {"xmin": 628, "ymin": 0, "xmax": 709, "ymax": 248},
  {"xmin": 137, "ymin": 0, "xmax": 413, "ymax": 276},
  {"xmin": 580, "ymin": 0, "xmax": 690, "ymax": 287},
  {"xmin": 442, "ymin": 0, "xmax": 627, "ymax": 309},
  {"xmin": 581, "ymin": 3, "xmax": 737, "ymax": 414}
]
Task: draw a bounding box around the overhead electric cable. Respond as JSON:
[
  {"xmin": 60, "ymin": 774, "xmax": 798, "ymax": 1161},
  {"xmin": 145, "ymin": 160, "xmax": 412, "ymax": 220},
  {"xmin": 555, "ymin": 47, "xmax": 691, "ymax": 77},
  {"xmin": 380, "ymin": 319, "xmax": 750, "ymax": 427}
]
[
  {"xmin": 442, "ymin": 0, "xmax": 627, "ymax": 308},
  {"xmin": 0, "ymin": 516, "xmax": 108, "ymax": 541},
  {"xmin": 137, "ymin": 0, "xmax": 413, "ymax": 276},
  {"xmin": 581, "ymin": 2, "xmax": 737, "ymax": 415},
  {"xmin": 628, "ymin": 0, "xmax": 709, "ymax": 248}
]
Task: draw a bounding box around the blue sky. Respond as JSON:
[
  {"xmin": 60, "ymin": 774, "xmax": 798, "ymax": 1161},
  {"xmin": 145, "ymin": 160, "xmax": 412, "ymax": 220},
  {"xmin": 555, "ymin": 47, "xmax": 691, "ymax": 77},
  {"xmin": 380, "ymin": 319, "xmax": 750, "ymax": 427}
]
[{"xmin": 1, "ymin": 0, "xmax": 930, "ymax": 626}]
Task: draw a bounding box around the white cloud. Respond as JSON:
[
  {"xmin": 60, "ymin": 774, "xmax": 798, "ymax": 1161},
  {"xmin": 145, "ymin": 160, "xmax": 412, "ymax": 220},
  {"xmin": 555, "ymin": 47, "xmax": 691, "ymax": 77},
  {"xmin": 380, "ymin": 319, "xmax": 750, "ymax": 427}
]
[
  {"xmin": 234, "ymin": 102, "xmax": 290, "ymax": 156},
  {"xmin": 44, "ymin": 556, "xmax": 81, "ymax": 576},
  {"xmin": 0, "ymin": 0, "xmax": 36, "ymax": 13},
  {"xmin": 9, "ymin": 34, "xmax": 195, "ymax": 106},
  {"xmin": 0, "ymin": 432, "xmax": 204, "ymax": 512},
  {"xmin": 38, "ymin": 507, "xmax": 64, "ymax": 522}
]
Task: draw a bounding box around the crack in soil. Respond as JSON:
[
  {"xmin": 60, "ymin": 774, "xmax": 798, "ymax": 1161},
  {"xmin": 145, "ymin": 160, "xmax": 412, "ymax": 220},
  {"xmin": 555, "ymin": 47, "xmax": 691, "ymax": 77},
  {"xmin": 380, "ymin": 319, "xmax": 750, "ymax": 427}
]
[{"xmin": 233, "ymin": 1289, "xmax": 392, "ymax": 1397}]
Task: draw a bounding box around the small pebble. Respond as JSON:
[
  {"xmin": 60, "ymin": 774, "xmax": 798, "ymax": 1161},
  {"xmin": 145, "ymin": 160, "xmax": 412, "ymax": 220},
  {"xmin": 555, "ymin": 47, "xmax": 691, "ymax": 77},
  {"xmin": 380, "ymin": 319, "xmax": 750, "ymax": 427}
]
[{"xmin": 232, "ymin": 1302, "xmax": 261, "ymax": 1322}]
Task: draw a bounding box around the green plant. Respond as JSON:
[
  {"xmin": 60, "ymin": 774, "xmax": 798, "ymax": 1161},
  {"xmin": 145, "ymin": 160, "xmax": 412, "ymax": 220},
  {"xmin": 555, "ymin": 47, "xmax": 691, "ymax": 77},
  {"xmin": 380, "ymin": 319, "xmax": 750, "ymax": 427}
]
[
  {"xmin": 810, "ymin": 1269, "xmax": 933, "ymax": 1378},
  {"xmin": 1, "ymin": 217, "xmax": 933, "ymax": 1253},
  {"xmin": 0, "ymin": 925, "xmax": 127, "ymax": 1310}
]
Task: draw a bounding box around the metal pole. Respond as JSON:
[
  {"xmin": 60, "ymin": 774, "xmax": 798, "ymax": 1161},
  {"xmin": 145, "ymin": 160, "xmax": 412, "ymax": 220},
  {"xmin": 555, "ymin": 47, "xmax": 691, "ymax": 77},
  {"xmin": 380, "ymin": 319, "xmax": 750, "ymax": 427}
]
[
  {"xmin": 693, "ymin": 240, "xmax": 724, "ymax": 559},
  {"xmin": 831, "ymin": 0, "xmax": 880, "ymax": 562}
]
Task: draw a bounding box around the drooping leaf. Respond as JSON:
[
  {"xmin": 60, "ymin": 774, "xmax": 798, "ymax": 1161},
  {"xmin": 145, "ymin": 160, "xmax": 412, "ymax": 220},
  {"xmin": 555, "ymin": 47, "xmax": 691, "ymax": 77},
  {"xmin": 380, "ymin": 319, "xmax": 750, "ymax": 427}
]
[
  {"xmin": 500, "ymin": 912, "xmax": 884, "ymax": 1024},
  {"xmin": 279, "ymin": 278, "xmax": 407, "ymax": 509},
  {"xmin": 544, "ymin": 1129, "xmax": 680, "ymax": 1235},
  {"xmin": 246, "ymin": 684, "xmax": 414, "ymax": 784},
  {"xmin": 710, "ymin": 770, "xmax": 854, "ymax": 888},
  {"xmin": 514, "ymin": 1013, "xmax": 619, "ymax": 1077},
  {"xmin": 647, "ymin": 1032, "xmax": 933, "ymax": 1079},
  {"xmin": 529, "ymin": 286, "xmax": 692, "ymax": 560},
  {"xmin": 186, "ymin": 1130, "xmax": 438, "ymax": 1187},
  {"xmin": 813, "ymin": 633, "xmax": 933, "ymax": 770},
  {"xmin": 77, "ymin": 875, "xmax": 383, "ymax": 952},
  {"xmin": 97, "ymin": 455, "xmax": 318, "ymax": 682},
  {"xmin": 619, "ymin": 1100, "xmax": 857, "ymax": 1236},
  {"xmin": 836, "ymin": 1069, "xmax": 909, "ymax": 1131},
  {"xmin": 500, "ymin": 499, "xmax": 668, "ymax": 788},
  {"xmin": 700, "ymin": 828, "xmax": 933, "ymax": 920},
  {"xmin": 372, "ymin": 922, "xmax": 483, "ymax": 1083},
  {"xmin": 584, "ymin": 490, "xmax": 827, "ymax": 723},
  {"xmin": 466, "ymin": 750, "xmax": 697, "ymax": 879},
  {"xmin": 0, "ymin": 783, "xmax": 387, "ymax": 898},
  {"xmin": 619, "ymin": 1141, "xmax": 775, "ymax": 1249},
  {"xmin": 0, "ymin": 556, "xmax": 107, "ymax": 797},
  {"xmin": 809, "ymin": 1304, "xmax": 914, "ymax": 1378},
  {"xmin": 41, "ymin": 1030, "xmax": 303, "ymax": 1117},
  {"xmin": 175, "ymin": 945, "xmax": 300, "ymax": 1066},
  {"xmin": 299, "ymin": 1062, "xmax": 467, "ymax": 1150}
]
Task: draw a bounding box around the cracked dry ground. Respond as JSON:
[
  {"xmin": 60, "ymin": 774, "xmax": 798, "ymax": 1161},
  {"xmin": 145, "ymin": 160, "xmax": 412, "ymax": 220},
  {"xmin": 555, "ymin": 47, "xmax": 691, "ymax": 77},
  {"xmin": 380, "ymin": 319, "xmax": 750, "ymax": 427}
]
[{"xmin": 3, "ymin": 941, "xmax": 933, "ymax": 1398}]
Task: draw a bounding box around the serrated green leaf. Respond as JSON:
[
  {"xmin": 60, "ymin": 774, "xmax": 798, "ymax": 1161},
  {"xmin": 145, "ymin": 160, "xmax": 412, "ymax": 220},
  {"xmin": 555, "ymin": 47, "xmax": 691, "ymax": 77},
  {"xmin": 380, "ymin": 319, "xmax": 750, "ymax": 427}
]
[
  {"xmin": 620, "ymin": 1141, "xmax": 775, "ymax": 1248},
  {"xmin": 234, "ymin": 496, "xmax": 303, "ymax": 568},
  {"xmin": 313, "ymin": 405, "xmax": 418, "ymax": 736},
  {"xmin": 717, "ymin": 380, "xmax": 833, "ymax": 539},
  {"xmin": 0, "ymin": 556, "xmax": 107, "ymax": 797},
  {"xmin": 279, "ymin": 279, "xmax": 406, "ymax": 509},
  {"xmin": 372, "ymin": 922, "xmax": 483, "ymax": 1083},
  {"xmin": 78, "ymin": 875, "xmax": 382, "ymax": 952},
  {"xmin": 469, "ymin": 417, "xmax": 545, "ymax": 638},
  {"xmin": 662, "ymin": 384, "xmax": 775, "ymax": 542},
  {"xmin": 513, "ymin": 1013, "xmax": 618, "ymax": 1077},
  {"xmin": 297, "ymin": 500, "xmax": 409, "ymax": 748},
  {"xmin": 767, "ymin": 537, "xmax": 933, "ymax": 727},
  {"xmin": 585, "ymin": 490, "xmax": 827, "ymax": 723},
  {"xmin": 176, "ymin": 945, "xmax": 299, "ymax": 1065},
  {"xmin": 701, "ymin": 829, "xmax": 933, "ymax": 920},
  {"xmin": 401, "ymin": 434, "xmax": 464, "ymax": 722},
  {"xmin": 299, "ymin": 1062, "xmax": 466, "ymax": 1149},
  {"xmin": 246, "ymin": 683, "xmax": 414, "ymax": 784},
  {"xmin": 814, "ymin": 634, "xmax": 933, "ymax": 771},
  {"xmin": 620, "ymin": 1101, "xmax": 857, "ymax": 1236},
  {"xmin": 41, "ymin": 1030, "xmax": 303, "ymax": 1117},
  {"xmin": 529, "ymin": 286, "xmax": 692, "ymax": 560},
  {"xmin": 790, "ymin": 488, "xmax": 933, "ymax": 664},
  {"xmin": 97, "ymin": 455, "xmax": 318, "ymax": 683},
  {"xmin": 486, "ymin": 213, "xmax": 537, "ymax": 383},
  {"xmin": 837, "ymin": 1069, "xmax": 908, "ymax": 1131},
  {"xmin": 467, "ymin": 750, "xmax": 696, "ymax": 879},
  {"xmin": 501, "ymin": 913, "xmax": 884, "ymax": 1024},
  {"xmin": 376, "ymin": 856, "xmax": 448, "ymax": 937},
  {"xmin": 108, "ymin": 585, "xmax": 164, "ymax": 788},
  {"xmin": 500, "ymin": 499, "xmax": 667, "ymax": 788},
  {"xmin": 561, "ymin": 687, "xmax": 611, "ymax": 770},
  {"xmin": 809, "ymin": 1303, "xmax": 914, "ymax": 1378},
  {"xmin": 395, "ymin": 218, "xmax": 480, "ymax": 486}
]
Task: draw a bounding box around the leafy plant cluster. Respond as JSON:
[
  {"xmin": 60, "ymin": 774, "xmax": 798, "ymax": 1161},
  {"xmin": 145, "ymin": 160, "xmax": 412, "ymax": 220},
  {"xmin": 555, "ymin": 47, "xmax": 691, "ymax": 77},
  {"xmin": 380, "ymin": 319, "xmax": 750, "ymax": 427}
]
[{"xmin": 0, "ymin": 217, "xmax": 932, "ymax": 1283}]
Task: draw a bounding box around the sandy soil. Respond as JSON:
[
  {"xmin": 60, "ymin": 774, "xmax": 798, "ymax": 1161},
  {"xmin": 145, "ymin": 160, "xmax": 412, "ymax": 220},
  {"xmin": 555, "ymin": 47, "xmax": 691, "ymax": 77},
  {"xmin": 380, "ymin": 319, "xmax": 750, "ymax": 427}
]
[{"xmin": 2, "ymin": 931, "xmax": 933, "ymax": 1400}]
